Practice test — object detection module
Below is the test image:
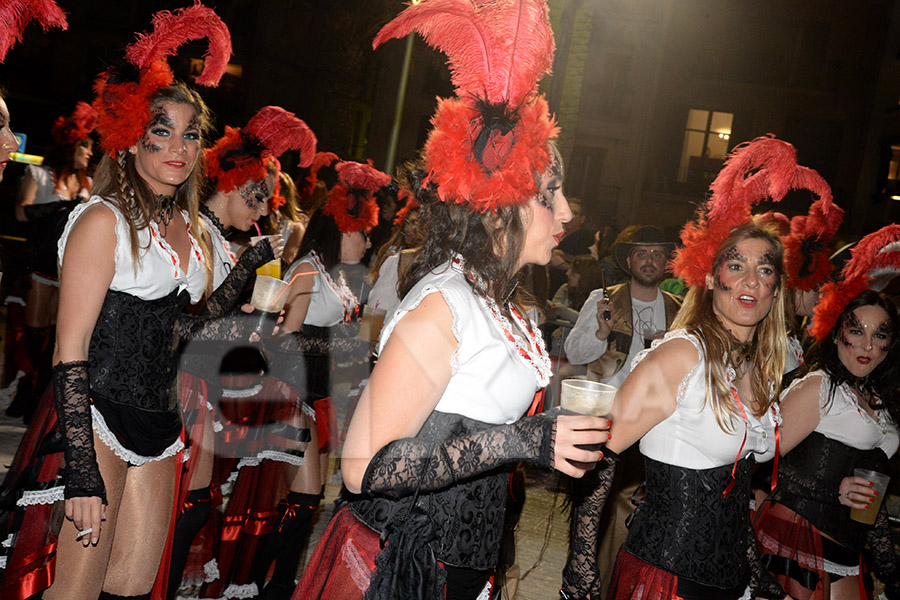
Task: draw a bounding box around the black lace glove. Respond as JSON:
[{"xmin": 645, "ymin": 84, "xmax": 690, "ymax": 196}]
[
  {"xmin": 52, "ymin": 361, "xmax": 107, "ymax": 503},
  {"xmin": 200, "ymin": 238, "xmax": 274, "ymax": 318},
  {"xmin": 747, "ymin": 519, "xmax": 788, "ymax": 599},
  {"xmin": 273, "ymin": 323, "xmax": 368, "ymax": 356},
  {"xmin": 361, "ymin": 411, "xmax": 557, "ymax": 500},
  {"xmin": 561, "ymin": 448, "xmax": 618, "ymax": 600},
  {"xmin": 23, "ymin": 198, "xmax": 80, "ymax": 222},
  {"xmin": 178, "ymin": 311, "xmax": 256, "ymax": 344},
  {"xmin": 866, "ymin": 501, "xmax": 900, "ymax": 600}
]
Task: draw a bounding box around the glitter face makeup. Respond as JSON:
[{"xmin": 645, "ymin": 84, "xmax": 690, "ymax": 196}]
[
  {"xmin": 707, "ymin": 238, "xmax": 781, "ymax": 342},
  {"xmin": 836, "ymin": 304, "xmax": 893, "ymax": 378},
  {"xmin": 219, "ymin": 171, "xmax": 276, "ymax": 231}
]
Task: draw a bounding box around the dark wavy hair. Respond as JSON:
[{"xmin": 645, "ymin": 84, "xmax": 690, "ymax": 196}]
[
  {"xmin": 806, "ymin": 290, "xmax": 900, "ymax": 423},
  {"xmin": 294, "ymin": 208, "xmax": 344, "ymax": 273},
  {"xmin": 397, "ymin": 163, "xmax": 527, "ymax": 312}
]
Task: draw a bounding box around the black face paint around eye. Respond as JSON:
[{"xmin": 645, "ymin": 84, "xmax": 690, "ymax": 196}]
[
  {"xmin": 140, "ymin": 135, "xmax": 162, "ymax": 153},
  {"xmin": 148, "ymin": 110, "xmax": 175, "ymax": 129},
  {"xmin": 721, "ymin": 246, "xmax": 746, "ymax": 263},
  {"xmin": 714, "ymin": 273, "xmax": 731, "ymax": 292},
  {"xmin": 241, "ymin": 179, "xmax": 270, "ymax": 209}
]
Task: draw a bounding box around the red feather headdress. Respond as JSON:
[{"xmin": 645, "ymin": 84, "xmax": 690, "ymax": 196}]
[
  {"xmin": 0, "ymin": 0, "xmax": 67, "ymax": 63},
  {"xmin": 51, "ymin": 102, "xmax": 98, "ymax": 146},
  {"xmin": 755, "ymin": 211, "xmax": 790, "ymax": 236},
  {"xmin": 297, "ymin": 151, "xmax": 341, "ymax": 198},
  {"xmin": 322, "ymin": 161, "xmax": 391, "ymax": 233},
  {"xmin": 374, "ymin": 0, "xmax": 558, "ymax": 211},
  {"xmin": 206, "ymin": 105, "xmax": 317, "ymax": 195},
  {"xmin": 92, "ymin": 1, "xmax": 232, "ymax": 156},
  {"xmin": 811, "ymin": 224, "xmax": 900, "ymax": 342},
  {"xmin": 671, "ymin": 136, "xmax": 834, "ymax": 288},
  {"xmin": 393, "ymin": 189, "xmax": 417, "ymax": 226},
  {"xmin": 782, "ymin": 191, "xmax": 844, "ymax": 291}
]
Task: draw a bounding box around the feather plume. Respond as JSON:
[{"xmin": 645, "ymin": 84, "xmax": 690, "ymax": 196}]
[
  {"xmin": 811, "ymin": 224, "xmax": 900, "ymax": 341},
  {"xmin": 373, "ymin": 0, "xmax": 554, "ymax": 106},
  {"xmin": 672, "ymin": 136, "xmax": 834, "ymax": 287},
  {"xmin": 245, "ymin": 106, "xmax": 317, "ymax": 167},
  {"xmin": 783, "ymin": 187, "xmax": 844, "ymax": 291},
  {"xmin": 322, "ymin": 161, "xmax": 391, "ymax": 233},
  {"xmin": 125, "ymin": 1, "xmax": 231, "ymax": 87},
  {"xmin": 0, "ymin": 0, "xmax": 67, "ymax": 62},
  {"xmin": 51, "ymin": 101, "xmax": 98, "ymax": 146}
]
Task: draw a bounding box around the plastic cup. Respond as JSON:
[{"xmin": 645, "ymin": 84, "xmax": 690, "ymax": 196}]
[
  {"xmin": 560, "ymin": 379, "xmax": 616, "ymax": 417},
  {"xmin": 251, "ymin": 236, "xmax": 282, "ymax": 279},
  {"xmin": 357, "ymin": 305, "xmax": 387, "ymax": 344},
  {"xmin": 250, "ymin": 275, "xmax": 290, "ymax": 336},
  {"xmin": 850, "ymin": 468, "xmax": 890, "ymax": 524}
]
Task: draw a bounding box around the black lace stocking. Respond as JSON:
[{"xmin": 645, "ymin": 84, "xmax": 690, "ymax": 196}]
[
  {"xmin": 746, "ymin": 519, "xmax": 788, "ymax": 599},
  {"xmin": 561, "ymin": 449, "xmax": 618, "ymax": 600},
  {"xmin": 360, "ymin": 411, "xmax": 556, "ymax": 500},
  {"xmin": 867, "ymin": 502, "xmax": 900, "ymax": 600},
  {"xmin": 52, "ymin": 361, "xmax": 107, "ymax": 502},
  {"xmin": 200, "ymin": 238, "xmax": 274, "ymax": 318}
]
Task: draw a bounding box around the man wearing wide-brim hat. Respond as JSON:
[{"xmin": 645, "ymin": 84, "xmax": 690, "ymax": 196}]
[{"xmin": 563, "ymin": 225, "xmax": 682, "ymax": 586}]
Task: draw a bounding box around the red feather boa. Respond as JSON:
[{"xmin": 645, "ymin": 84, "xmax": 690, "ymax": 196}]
[
  {"xmin": 811, "ymin": 224, "xmax": 900, "ymax": 341},
  {"xmin": 423, "ymin": 95, "xmax": 557, "ymax": 211}
]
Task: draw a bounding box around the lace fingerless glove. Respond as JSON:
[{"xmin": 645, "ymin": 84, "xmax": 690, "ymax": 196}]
[
  {"xmin": 867, "ymin": 501, "xmax": 900, "ymax": 600},
  {"xmin": 560, "ymin": 448, "xmax": 618, "ymax": 600},
  {"xmin": 201, "ymin": 238, "xmax": 275, "ymax": 318},
  {"xmin": 361, "ymin": 411, "xmax": 557, "ymax": 499},
  {"xmin": 747, "ymin": 519, "xmax": 788, "ymax": 599},
  {"xmin": 52, "ymin": 361, "xmax": 107, "ymax": 503}
]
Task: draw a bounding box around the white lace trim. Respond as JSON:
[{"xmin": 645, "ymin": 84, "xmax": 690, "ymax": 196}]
[
  {"xmin": 17, "ymin": 485, "xmax": 65, "ymax": 507},
  {"xmin": 738, "ymin": 586, "xmax": 751, "ymax": 600},
  {"xmin": 757, "ymin": 528, "xmax": 860, "ymax": 576},
  {"xmin": 4, "ymin": 295, "xmax": 25, "ymax": 307},
  {"xmin": 182, "ymin": 447, "xmax": 191, "ymax": 463},
  {"xmin": 221, "ymin": 383, "xmax": 263, "ymax": 398},
  {"xmin": 633, "ymin": 330, "xmax": 704, "ymax": 407},
  {"xmin": 0, "ymin": 556, "xmax": 6, "ymax": 569},
  {"xmin": 787, "ymin": 334, "xmax": 805, "ymax": 366},
  {"xmin": 302, "ymin": 402, "xmax": 316, "ymax": 419},
  {"xmin": 256, "ymin": 450, "xmax": 304, "ymax": 466},
  {"xmin": 342, "ymin": 537, "xmax": 373, "ymax": 592},
  {"xmin": 476, "ymin": 580, "xmax": 492, "ymax": 600},
  {"xmin": 1, "ymin": 534, "xmax": 12, "ymax": 548},
  {"xmin": 223, "ymin": 582, "xmax": 259, "ymax": 598},
  {"xmin": 92, "ymin": 405, "xmax": 184, "ymax": 465},
  {"xmin": 204, "ymin": 558, "xmax": 220, "ymax": 583}
]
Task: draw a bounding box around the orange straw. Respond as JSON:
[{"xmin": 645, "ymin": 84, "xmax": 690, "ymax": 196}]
[{"xmin": 273, "ymin": 270, "xmax": 319, "ymax": 304}]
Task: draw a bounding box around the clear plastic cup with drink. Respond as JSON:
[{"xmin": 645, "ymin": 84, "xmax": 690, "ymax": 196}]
[
  {"xmin": 250, "ymin": 275, "xmax": 290, "ymax": 336},
  {"xmin": 357, "ymin": 305, "xmax": 387, "ymax": 345},
  {"xmin": 250, "ymin": 235, "xmax": 282, "ymax": 279},
  {"xmin": 560, "ymin": 379, "xmax": 615, "ymax": 452},
  {"xmin": 850, "ymin": 468, "xmax": 890, "ymax": 524}
]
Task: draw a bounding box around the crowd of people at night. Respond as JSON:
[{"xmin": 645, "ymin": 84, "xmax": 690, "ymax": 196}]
[{"xmin": 0, "ymin": 1, "xmax": 899, "ymax": 600}]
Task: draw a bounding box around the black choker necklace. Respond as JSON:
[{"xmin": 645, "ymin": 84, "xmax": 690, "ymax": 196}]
[
  {"xmin": 157, "ymin": 194, "xmax": 176, "ymax": 226},
  {"xmin": 199, "ymin": 203, "xmax": 228, "ymax": 235}
]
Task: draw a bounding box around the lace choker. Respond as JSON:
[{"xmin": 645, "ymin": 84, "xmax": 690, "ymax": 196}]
[
  {"xmin": 157, "ymin": 194, "xmax": 176, "ymax": 226},
  {"xmin": 199, "ymin": 203, "xmax": 228, "ymax": 235}
]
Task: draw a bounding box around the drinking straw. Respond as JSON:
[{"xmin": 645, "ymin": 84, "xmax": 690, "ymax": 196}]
[
  {"xmin": 273, "ymin": 270, "xmax": 319, "ymax": 304},
  {"xmin": 253, "ymin": 221, "xmax": 262, "ymax": 236}
]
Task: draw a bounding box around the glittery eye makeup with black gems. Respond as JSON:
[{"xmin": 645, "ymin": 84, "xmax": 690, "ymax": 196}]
[{"xmin": 241, "ymin": 178, "xmax": 270, "ymax": 209}]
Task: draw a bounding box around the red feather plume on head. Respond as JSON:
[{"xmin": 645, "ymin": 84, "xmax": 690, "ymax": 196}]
[
  {"xmin": 92, "ymin": 2, "xmax": 232, "ymax": 155},
  {"xmin": 0, "ymin": 0, "xmax": 67, "ymax": 63},
  {"xmin": 811, "ymin": 224, "xmax": 900, "ymax": 342},
  {"xmin": 671, "ymin": 136, "xmax": 834, "ymax": 288},
  {"xmin": 374, "ymin": 0, "xmax": 558, "ymax": 210},
  {"xmin": 783, "ymin": 191, "xmax": 844, "ymax": 291},
  {"xmin": 51, "ymin": 102, "xmax": 98, "ymax": 146},
  {"xmin": 207, "ymin": 106, "xmax": 317, "ymax": 193},
  {"xmin": 393, "ymin": 189, "xmax": 418, "ymax": 226},
  {"xmin": 298, "ymin": 151, "xmax": 340, "ymax": 198},
  {"xmin": 322, "ymin": 161, "xmax": 391, "ymax": 234}
]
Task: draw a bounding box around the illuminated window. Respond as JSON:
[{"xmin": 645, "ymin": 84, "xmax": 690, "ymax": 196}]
[{"xmin": 678, "ymin": 109, "xmax": 733, "ymax": 183}]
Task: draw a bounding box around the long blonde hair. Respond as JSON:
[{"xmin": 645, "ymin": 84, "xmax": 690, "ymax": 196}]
[
  {"xmin": 671, "ymin": 222, "xmax": 787, "ymax": 430},
  {"xmin": 92, "ymin": 83, "xmax": 212, "ymax": 283}
]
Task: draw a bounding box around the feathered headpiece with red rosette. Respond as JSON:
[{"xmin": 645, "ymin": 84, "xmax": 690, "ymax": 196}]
[
  {"xmin": 782, "ymin": 192, "xmax": 844, "ymax": 292},
  {"xmin": 92, "ymin": 1, "xmax": 231, "ymax": 156},
  {"xmin": 0, "ymin": 0, "xmax": 67, "ymax": 62},
  {"xmin": 51, "ymin": 102, "xmax": 98, "ymax": 146},
  {"xmin": 297, "ymin": 151, "xmax": 341, "ymax": 198},
  {"xmin": 671, "ymin": 135, "xmax": 834, "ymax": 288},
  {"xmin": 206, "ymin": 106, "xmax": 317, "ymax": 198},
  {"xmin": 373, "ymin": 0, "xmax": 558, "ymax": 211},
  {"xmin": 811, "ymin": 224, "xmax": 900, "ymax": 342},
  {"xmin": 322, "ymin": 161, "xmax": 391, "ymax": 233}
]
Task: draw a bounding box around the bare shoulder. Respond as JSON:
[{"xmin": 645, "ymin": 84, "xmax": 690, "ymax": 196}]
[
  {"xmin": 637, "ymin": 336, "xmax": 700, "ymax": 379},
  {"xmin": 782, "ymin": 372, "xmax": 824, "ymax": 404},
  {"xmin": 65, "ymin": 202, "xmax": 117, "ymax": 249}
]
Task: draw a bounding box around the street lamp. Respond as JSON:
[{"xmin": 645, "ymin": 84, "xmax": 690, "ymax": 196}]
[{"xmin": 383, "ymin": 0, "xmax": 422, "ymax": 176}]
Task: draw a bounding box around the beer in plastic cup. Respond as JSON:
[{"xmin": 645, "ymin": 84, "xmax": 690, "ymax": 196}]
[
  {"xmin": 250, "ymin": 275, "xmax": 290, "ymax": 336},
  {"xmin": 358, "ymin": 305, "xmax": 387, "ymax": 344},
  {"xmin": 560, "ymin": 379, "xmax": 616, "ymax": 417},
  {"xmin": 850, "ymin": 468, "xmax": 890, "ymax": 525}
]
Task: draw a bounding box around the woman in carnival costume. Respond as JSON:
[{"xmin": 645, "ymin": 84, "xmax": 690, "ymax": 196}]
[
  {"xmin": 294, "ymin": 1, "xmax": 610, "ymax": 599},
  {"xmin": 754, "ymin": 224, "xmax": 900, "ymax": 599},
  {"xmin": 166, "ymin": 105, "xmax": 316, "ymax": 600},
  {"xmin": 0, "ymin": 4, "xmax": 233, "ymax": 599},
  {"xmin": 8, "ymin": 102, "xmax": 97, "ymax": 423},
  {"xmin": 562, "ymin": 137, "xmax": 834, "ymax": 600}
]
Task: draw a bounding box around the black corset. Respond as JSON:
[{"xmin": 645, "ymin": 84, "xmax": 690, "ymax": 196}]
[
  {"xmin": 774, "ymin": 431, "xmax": 888, "ymax": 551},
  {"xmin": 89, "ymin": 288, "xmax": 190, "ymax": 413},
  {"xmin": 624, "ymin": 456, "xmax": 752, "ymax": 592},
  {"xmin": 348, "ymin": 411, "xmax": 509, "ymax": 570}
]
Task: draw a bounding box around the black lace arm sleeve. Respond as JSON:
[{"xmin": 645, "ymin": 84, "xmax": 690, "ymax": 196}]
[
  {"xmin": 747, "ymin": 519, "xmax": 788, "ymax": 599},
  {"xmin": 360, "ymin": 411, "xmax": 557, "ymax": 499},
  {"xmin": 273, "ymin": 322, "xmax": 369, "ymax": 356},
  {"xmin": 866, "ymin": 501, "xmax": 900, "ymax": 600},
  {"xmin": 178, "ymin": 312, "xmax": 254, "ymax": 343},
  {"xmin": 200, "ymin": 238, "xmax": 274, "ymax": 318},
  {"xmin": 23, "ymin": 198, "xmax": 79, "ymax": 222},
  {"xmin": 560, "ymin": 449, "xmax": 618, "ymax": 600},
  {"xmin": 52, "ymin": 361, "xmax": 107, "ymax": 503}
]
